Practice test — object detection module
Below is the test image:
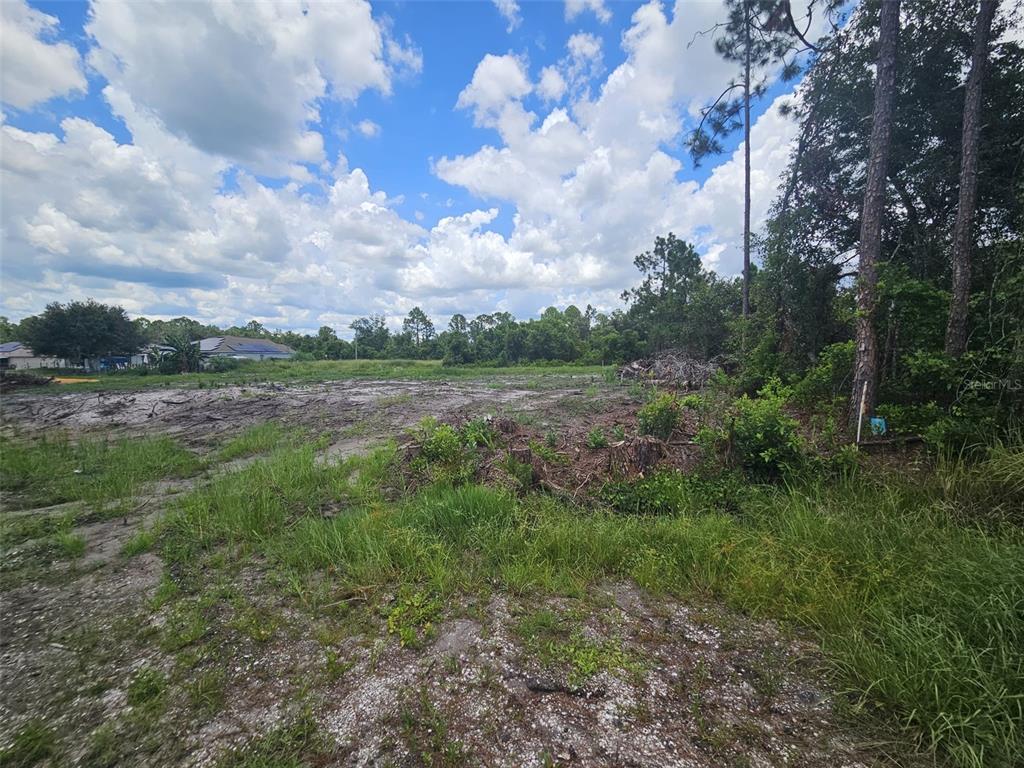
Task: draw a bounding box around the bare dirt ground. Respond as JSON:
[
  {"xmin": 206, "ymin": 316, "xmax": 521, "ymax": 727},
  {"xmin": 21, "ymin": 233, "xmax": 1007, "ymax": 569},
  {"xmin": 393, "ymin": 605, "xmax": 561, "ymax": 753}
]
[{"xmin": 0, "ymin": 377, "xmax": 910, "ymax": 767}]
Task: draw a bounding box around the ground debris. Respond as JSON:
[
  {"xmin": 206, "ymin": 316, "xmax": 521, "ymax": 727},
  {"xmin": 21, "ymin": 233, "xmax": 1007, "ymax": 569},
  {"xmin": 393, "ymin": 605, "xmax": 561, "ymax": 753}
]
[{"xmin": 618, "ymin": 350, "xmax": 721, "ymax": 389}]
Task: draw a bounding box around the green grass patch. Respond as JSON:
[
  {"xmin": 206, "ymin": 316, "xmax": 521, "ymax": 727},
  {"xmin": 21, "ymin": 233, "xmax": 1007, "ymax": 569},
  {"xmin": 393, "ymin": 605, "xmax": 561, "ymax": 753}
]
[
  {"xmin": 12, "ymin": 359, "xmax": 610, "ymax": 395},
  {"xmin": 155, "ymin": 441, "xmax": 1024, "ymax": 767},
  {"xmin": 0, "ymin": 434, "xmax": 201, "ymax": 511},
  {"xmin": 216, "ymin": 423, "xmax": 306, "ymax": 462},
  {"xmin": 0, "ymin": 719, "xmax": 57, "ymax": 767},
  {"xmin": 214, "ymin": 709, "xmax": 337, "ymax": 768}
]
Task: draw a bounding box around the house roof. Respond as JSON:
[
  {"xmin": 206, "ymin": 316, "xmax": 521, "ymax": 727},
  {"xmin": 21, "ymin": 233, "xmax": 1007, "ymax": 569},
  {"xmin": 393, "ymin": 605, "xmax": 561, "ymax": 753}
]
[
  {"xmin": 0, "ymin": 341, "xmax": 26, "ymax": 355},
  {"xmin": 198, "ymin": 336, "xmax": 294, "ymax": 355}
]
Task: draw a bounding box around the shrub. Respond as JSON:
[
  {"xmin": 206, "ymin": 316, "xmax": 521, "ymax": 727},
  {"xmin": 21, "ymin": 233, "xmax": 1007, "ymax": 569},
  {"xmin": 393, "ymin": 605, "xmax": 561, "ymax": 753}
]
[
  {"xmin": 791, "ymin": 341, "xmax": 854, "ymax": 408},
  {"xmin": 637, "ymin": 392, "xmax": 681, "ymax": 439},
  {"xmin": 585, "ymin": 428, "xmax": 608, "ymax": 449},
  {"xmin": 203, "ymin": 356, "xmax": 245, "ymax": 373},
  {"xmin": 601, "ymin": 469, "xmax": 752, "ymax": 516},
  {"xmin": 705, "ymin": 380, "xmax": 805, "ymax": 479}
]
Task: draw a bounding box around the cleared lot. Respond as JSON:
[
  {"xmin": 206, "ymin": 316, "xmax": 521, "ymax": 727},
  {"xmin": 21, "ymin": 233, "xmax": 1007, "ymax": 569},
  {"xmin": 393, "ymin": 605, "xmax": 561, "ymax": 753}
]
[{"xmin": 0, "ymin": 373, "xmax": 975, "ymax": 767}]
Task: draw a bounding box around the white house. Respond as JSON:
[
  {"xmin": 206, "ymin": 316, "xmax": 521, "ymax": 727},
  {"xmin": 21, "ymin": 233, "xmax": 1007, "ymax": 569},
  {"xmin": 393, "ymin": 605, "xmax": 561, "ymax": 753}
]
[{"xmin": 0, "ymin": 342, "xmax": 64, "ymax": 370}]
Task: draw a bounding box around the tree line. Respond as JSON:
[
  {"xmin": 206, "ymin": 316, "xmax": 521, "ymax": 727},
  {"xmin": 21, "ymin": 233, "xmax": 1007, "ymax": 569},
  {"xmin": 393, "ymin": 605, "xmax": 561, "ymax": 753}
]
[{"xmin": 2, "ymin": 0, "xmax": 1020, "ymax": 440}]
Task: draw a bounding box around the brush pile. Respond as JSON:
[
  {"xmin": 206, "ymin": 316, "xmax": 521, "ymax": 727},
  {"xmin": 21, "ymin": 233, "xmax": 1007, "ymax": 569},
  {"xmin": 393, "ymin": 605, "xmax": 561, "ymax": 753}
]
[
  {"xmin": 0, "ymin": 372, "xmax": 53, "ymax": 392},
  {"xmin": 617, "ymin": 350, "xmax": 719, "ymax": 389}
]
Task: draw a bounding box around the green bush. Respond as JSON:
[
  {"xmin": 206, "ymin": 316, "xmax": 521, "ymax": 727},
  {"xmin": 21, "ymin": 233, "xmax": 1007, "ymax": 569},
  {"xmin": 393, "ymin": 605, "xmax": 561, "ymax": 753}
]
[
  {"xmin": 637, "ymin": 391, "xmax": 681, "ymax": 439},
  {"xmin": 585, "ymin": 428, "xmax": 608, "ymax": 449},
  {"xmin": 717, "ymin": 380, "xmax": 805, "ymax": 479},
  {"xmin": 601, "ymin": 469, "xmax": 753, "ymax": 516},
  {"xmin": 791, "ymin": 341, "xmax": 854, "ymax": 407}
]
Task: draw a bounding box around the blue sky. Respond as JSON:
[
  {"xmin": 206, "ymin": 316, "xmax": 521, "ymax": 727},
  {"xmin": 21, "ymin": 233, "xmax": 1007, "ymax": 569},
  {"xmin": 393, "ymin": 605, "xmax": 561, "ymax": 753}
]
[{"xmin": 0, "ymin": 0, "xmax": 824, "ymax": 335}]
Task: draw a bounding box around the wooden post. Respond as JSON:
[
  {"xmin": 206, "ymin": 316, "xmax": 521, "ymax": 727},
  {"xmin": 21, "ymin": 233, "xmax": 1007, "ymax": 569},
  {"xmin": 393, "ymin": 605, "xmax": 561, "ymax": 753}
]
[{"xmin": 856, "ymin": 379, "xmax": 868, "ymax": 444}]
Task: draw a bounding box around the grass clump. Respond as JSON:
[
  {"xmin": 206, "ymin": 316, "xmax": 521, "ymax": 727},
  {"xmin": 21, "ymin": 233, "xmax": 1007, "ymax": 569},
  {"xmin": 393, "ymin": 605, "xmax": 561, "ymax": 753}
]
[
  {"xmin": 637, "ymin": 391, "xmax": 681, "ymax": 439},
  {"xmin": 0, "ymin": 434, "xmax": 200, "ymax": 510},
  {"xmin": 126, "ymin": 667, "xmax": 167, "ymax": 707},
  {"xmin": 0, "ymin": 719, "xmax": 56, "ymax": 767},
  {"xmin": 216, "ymin": 423, "xmax": 305, "ymax": 462},
  {"xmin": 516, "ymin": 609, "xmax": 641, "ymax": 687},
  {"xmin": 398, "ymin": 688, "xmax": 467, "ymax": 766},
  {"xmin": 121, "ymin": 528, "xmax": 156, "ymax": 557},
  {"xmin": 214, "ymin": 709, "xmax": 337, "ymax": 768}
]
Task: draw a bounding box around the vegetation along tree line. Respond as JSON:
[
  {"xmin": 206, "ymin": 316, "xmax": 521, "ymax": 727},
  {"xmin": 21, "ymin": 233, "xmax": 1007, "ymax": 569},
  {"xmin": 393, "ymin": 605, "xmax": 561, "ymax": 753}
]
[{"xmin": 2, "ymin": 0, "xmax": 1021, "ymax": 446}]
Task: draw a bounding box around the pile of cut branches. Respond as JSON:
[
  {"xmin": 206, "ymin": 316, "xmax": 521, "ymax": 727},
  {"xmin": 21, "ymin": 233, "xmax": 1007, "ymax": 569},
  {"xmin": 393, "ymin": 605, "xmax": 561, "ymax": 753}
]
[
  {"xmin": 618, "ymin": 350, "xmax": 719, "ymax": 389},
  {"xmin": 0, "ymin": 372, "xmax": 53, "ymax": 392}
]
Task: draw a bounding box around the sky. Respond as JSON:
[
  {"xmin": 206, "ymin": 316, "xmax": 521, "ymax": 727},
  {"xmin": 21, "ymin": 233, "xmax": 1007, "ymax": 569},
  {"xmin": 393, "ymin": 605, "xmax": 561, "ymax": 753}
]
[{"xmin": 0, "ymin": 0, "xmax": 826, "ymax": 337}]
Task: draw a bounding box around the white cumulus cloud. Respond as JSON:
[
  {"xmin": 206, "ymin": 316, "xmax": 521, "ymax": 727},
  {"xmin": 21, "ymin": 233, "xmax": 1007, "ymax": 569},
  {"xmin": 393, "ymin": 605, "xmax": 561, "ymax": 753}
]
[{"xmin": 0, "ymin": 0, "xmax": 87, "ymax": 110}]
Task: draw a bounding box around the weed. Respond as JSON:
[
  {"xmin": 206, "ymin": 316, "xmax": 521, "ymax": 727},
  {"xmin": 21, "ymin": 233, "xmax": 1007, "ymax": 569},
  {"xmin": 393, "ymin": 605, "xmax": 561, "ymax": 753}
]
[
  {"xmin": 217, "ymin": 423, "xmax": 305, "ymax": 462},
  {"xmin": 544, "ymin": 429, "xmax": 558, "ymax": 449},
  {"xmin": 53, "ymin": 529, "xmax": 86, "ymax": 559},
  {"xmin": 461, "ymin": 418, "xmax": 497, "ymax": 449},
  {"xmin": 214, "ymin": 709, "xmax": 337, "ymax": 767},
  {"xmin": 386, "ymin": 589, "xmax": 441, "ymax": 648},
  {"xmin": 398, "ymin": 687, "xmax": 467, "ymax": 766},
  {"xmin": 611, "ymin": 425, "xmax": 626, "ymax": 441},
  {"xmin": 160, "ymin": 602, "xmax": 209, "ymax": 652},
  {"xmin": 0, "ymin": 434, "xmax": 200, "ymax": 510},
  {"xmin": 528, "ymin": 439, "xmax": 569, "ymax": 465},
  {"xmin": 126, "ymin": 667, "xmax": 167, "ymax": 707},
  {"xmin": 637, "ymin": 392, "xmax": 681, "ymax": 439},
  {"xmin": 0, "ymin": 719, "xmax": 56, "ymax": 767},
  {"xmin": 324, "ymin": 649, "xmax": 355, "ymax": 681},
  {"xmin": 83, "ymin": 723, "xmax": 120, "ymax": 768},
  {"xmin": 229, "ymin": 603, "xmax": 279, "ymax": 644},
  {"xmin": 187, "ymin": 669, "xmax": 226, "ymax": 716},
  {"xmin": 516, "ymin": 609, "xmax": 641, "ymax": 686},
  {"xmin": 121, "ymin": 529, "xmax": 155, "ymax": 557},
  {"xmin": 585, "ymin": 427, "xmax": 608, "ymax": 449}
]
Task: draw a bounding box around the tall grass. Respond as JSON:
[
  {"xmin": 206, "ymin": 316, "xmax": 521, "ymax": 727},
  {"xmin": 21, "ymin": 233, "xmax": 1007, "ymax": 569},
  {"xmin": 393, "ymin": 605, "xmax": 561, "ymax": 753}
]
[
  {"xmin": 161, "ymin": 443, "xmax": 1024, "ymax": 766},
  {"xmin": 215, "ymin": 423, "xmax": 306, "ymax": 462},
  {"xmin": 0, "ymin": 434, "xmax": 201, "ymax": 510}
]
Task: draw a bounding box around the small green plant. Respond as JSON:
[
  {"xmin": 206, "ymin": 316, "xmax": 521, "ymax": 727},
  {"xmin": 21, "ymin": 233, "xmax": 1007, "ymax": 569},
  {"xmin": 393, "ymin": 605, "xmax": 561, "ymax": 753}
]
[
  {"xmin": 461, "ymin": 418, "xmax": 496, "ymax": 449},
  {"xmin": 386, "ymin": 590, "xmax": 441, "ymax": 648},
  {"xmin": 585, "ymin": 427, "xmax": 608, "ymax": 449},
  {"xmin": 127, "ymin": 667, "xmax": 167, "ymax": 707},
  {"xmin": 121, "ymin": 529, "xmax": 155, "ymax": 557},
  {"xmin": 501, "ymin": 453, "xmax": 534, "ymax": 490},
  {"xmin": 611, "ymin": 425, "xmax": 626, "ymax": 441},
  {"xmin": 412, "ymin": 419, "xmax": 479, "ymax": 485},
  {"xmin": 528, "ymin": 439, "xmax": 569, "ymax": 465},
  {"xmin": 325, "ymin": 648, "xmax": 356, "ymax": 681},
  {"xmin": 53, "ymin": 530, "xmax": 86, "ymax": 559},
  {"xmin": 398, "ymin": 687, "xmax": 466, "ymax": 766},
  {"xmin": 187, "ymin": 669, "xmax": 226, "ymax": 716},
  {"xmin": 637, "ymin": 391, "xmax": 681, "ymax": 439},
  {"xmin": 544, "ymin": 429, "xmax": 558, "ymax": 448}
]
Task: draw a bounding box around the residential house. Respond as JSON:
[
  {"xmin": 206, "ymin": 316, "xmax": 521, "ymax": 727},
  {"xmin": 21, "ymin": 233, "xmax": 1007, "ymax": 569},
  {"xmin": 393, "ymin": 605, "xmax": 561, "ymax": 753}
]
[
  {"xmin": 0, "ymin": 341, "xmax": 65, "ymax": 370},
  {"xmin": 198, "ymin": 336, "xmax": 295, "ymax": 361}
]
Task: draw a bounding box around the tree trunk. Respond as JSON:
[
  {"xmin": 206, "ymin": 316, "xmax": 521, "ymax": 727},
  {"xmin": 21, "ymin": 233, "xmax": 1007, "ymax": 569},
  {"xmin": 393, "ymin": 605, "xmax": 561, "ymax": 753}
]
[
  {"xmin": 742, "ymin": 0, "xmax": 752, "ymax": 319},
  {"xmin": 850, "ymin": 0, "xmax": 900, "ymax": 431},
  {"xmin": 945, "ymin": 0, "xmax": 997, "ymax": 358}
]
